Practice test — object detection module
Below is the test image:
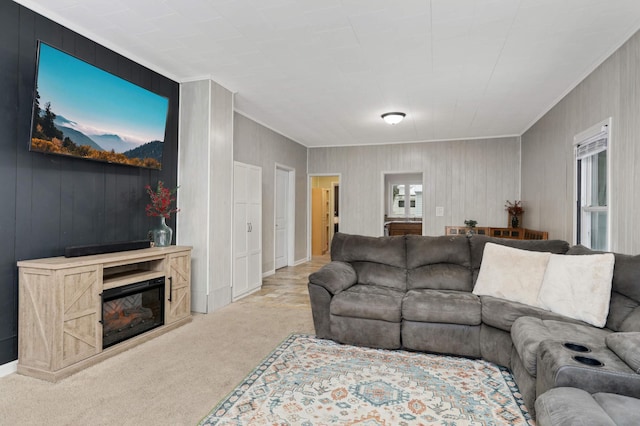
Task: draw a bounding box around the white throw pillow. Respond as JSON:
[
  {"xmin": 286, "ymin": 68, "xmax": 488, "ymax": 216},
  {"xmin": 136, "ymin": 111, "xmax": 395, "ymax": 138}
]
[
  {"xmin": 473, "ymin": 243, "xmax": 551, "ymax": 307},
  {"xmin": 537, "ymin": 253, "xmax": 615, "ymax": 328}
]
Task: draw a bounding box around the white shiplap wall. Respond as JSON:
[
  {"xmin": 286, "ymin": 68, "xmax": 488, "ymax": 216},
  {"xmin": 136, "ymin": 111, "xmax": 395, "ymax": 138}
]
[
  {"xmin": 309, "ymin": 137, "xmax": 521, "ymax": 237},
  {"xmin": 234, "ymin": 113, "xmax": 308, "ymax": 274},
  {"xmin": 522, "ymin": 29, "xmax": 640, "ymax": 254},
  {"xmin": 178, "ymin": 79, "xmax": 234, "ymax": 313}
]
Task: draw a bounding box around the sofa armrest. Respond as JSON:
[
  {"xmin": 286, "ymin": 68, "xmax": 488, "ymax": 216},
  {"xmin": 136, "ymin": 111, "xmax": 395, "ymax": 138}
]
[
  {"xmin": 309, "ymin": 261, "xmax": 357, "ymax": 295},
  {"xmin": 537, "ymin": 340, "xmax": 640, "ymax": 400},
  {"xmin": 606, "ymin": 332, "xmax": 640, "ymax": 373}
]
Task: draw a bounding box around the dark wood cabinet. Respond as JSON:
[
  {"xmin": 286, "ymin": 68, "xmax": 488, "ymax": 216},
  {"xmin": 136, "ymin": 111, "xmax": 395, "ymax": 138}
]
[
  {"xmin": 387, "ymin": 222, "xmax": 422, "ymax": 236},
  {"xmin": 445, "ymin": 226, "xmax": 547, "ymax": 240}
]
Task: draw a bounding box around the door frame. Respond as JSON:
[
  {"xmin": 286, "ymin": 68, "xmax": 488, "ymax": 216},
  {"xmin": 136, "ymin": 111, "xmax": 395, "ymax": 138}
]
[
  {"xmin": 572, "ymin": 117, "xmax": 612, "ymax": 250},
  {"xmin": 331, "ymin": 180, "xmax": 340, "ymax": 244},
  {"xmin": 307, "ymin": 173, "xmax": 341, "ymax": 259},
  {"xmin": 381, "ymin": 171, "xmax": 425, "ymax": 235},
  {"xmin": 274, "ymin": 164, "xmax": 296, "ymax": 270}
]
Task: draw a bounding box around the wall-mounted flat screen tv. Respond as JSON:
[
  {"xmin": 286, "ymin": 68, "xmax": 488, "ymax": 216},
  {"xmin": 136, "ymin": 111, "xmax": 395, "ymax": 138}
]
[{"xmin": 29, "ymin": 41, "xmax": 169, "ymax": 170}]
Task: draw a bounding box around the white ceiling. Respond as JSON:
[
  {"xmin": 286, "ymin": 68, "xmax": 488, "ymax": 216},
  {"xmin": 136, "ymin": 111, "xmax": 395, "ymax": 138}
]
[{"xmin": 14, "ymin": 0, "xmax": 640, "ymax": 147}]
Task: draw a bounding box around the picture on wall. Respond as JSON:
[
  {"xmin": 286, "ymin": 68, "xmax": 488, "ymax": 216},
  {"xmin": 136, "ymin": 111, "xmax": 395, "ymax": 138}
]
[{"xmin": 29, "ymin": 41, "xmax": 170, "ymax": 170}]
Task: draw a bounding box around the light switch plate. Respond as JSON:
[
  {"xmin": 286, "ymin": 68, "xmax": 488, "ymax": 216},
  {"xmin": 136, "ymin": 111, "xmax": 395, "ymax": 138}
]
[{"xmin": 436, "ymin": 206, "xmax": 444, "ymax": 217}]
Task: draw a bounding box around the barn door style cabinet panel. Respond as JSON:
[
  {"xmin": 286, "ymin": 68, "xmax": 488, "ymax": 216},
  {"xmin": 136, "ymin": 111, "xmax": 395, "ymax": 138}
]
[
  {"xmin": 17, "ymin": 246, "xmax": 192, "ymax": 382},
  {"xmin": 166, "ymin": 251, "xmax": 191, "ymax": 324}
]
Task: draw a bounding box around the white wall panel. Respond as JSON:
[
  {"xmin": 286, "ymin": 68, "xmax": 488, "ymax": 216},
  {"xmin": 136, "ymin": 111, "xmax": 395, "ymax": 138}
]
[
  {"xmin": 178, "ymin": 80, "xmax": 234, "ymax": 313},
  {"xmin": 209, "ymin": 82, "xmax": 234, "ymax": 311},
  {"xmin": 234, "ymin": 113, "xmax": 308, "ymax": 273},
  {"xmin": 522, "ymin": 30, "xmax": 640, "ymax": 254},
  {"xmin": 177, "ymin": 80, "xmax": 210, "ymax": 313},
  {"xmin": 309, "ymin": 137, "xmax": 520, "ymax": 237}
]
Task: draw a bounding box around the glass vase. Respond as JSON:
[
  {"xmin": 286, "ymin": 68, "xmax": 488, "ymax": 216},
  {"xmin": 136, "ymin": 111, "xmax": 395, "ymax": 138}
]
[{"xmin": 152, "ymin": 216, "xmax": 173, "ymax": 247}]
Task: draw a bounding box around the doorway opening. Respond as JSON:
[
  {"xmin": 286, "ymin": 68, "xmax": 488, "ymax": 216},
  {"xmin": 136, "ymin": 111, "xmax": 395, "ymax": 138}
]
[
  {"xmin": 310, "ymin": 175, "xmax": 340, "ymax": 257},
  {"xmin": 382, "ymin": 172, "xmax": 424, "ymax": 236},
  {"xmin": 275, "ymin": 165, "xmax": 295, "ymax": 270}
]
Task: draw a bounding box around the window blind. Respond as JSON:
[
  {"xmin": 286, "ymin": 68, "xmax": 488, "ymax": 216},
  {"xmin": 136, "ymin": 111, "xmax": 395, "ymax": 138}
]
[{"xmin": 576, "ymin": 130, "xmax": 608, "ymax": 160}]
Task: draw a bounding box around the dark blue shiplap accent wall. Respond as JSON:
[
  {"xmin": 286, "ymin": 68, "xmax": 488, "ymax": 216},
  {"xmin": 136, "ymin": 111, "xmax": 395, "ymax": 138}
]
[{"xmin": 0, "ymin": 0, "xmax": 180, "ymax": 364}]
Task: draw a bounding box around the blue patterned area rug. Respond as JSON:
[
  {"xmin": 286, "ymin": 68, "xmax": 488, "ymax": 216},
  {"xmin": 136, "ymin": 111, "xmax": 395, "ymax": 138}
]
[{"xmin": 199, "ymin": 334, "xmax": 534, "ymax": 425}]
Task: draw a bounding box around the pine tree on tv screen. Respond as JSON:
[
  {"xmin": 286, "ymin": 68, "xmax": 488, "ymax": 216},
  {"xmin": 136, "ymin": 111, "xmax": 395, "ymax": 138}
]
[{"xmin": 30, "ymin": 42, "xmax": 169, "ymax": 170}]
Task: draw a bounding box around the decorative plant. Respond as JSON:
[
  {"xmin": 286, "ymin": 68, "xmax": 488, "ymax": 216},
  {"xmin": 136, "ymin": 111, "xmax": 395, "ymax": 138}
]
[
  {"xmin": 464, "ymin": 219, "xmax": 477, "ymax": 228},
  {"xmin": 505, "ymin": 200, "xmax": 524, "ymax": 216},
  {"xmin": 145, "ymin": 181, "xmax": 179, "ymax": 218}
]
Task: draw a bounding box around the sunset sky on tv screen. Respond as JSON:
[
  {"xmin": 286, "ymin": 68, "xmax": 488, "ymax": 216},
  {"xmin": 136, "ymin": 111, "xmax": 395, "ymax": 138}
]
[{"xmin": 36, "ymin": 43, "xmax": 169, "ymax": 149}]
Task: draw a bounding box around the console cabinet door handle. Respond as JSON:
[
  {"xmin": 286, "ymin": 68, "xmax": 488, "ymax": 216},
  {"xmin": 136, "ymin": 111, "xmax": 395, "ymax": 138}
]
[
  {"xmin": 168, "ymin": 277, "xmax": 173, "ymax": 302},
  {"xmin": 99, "ymin": 292, "xmax": 104, "ymax": 324}
]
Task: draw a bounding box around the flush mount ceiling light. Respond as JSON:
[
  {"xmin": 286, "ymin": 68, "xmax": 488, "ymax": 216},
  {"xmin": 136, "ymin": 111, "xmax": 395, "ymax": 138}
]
[{"xmin": 381, "ymin": 112, "xmax": 406, "ymax": 125}]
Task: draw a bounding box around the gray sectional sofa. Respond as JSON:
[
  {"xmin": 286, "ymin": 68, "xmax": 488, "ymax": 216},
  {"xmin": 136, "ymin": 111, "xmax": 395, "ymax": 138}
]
[{"xmin": 308, "ymin": 232, "xmax": 640, "ymax": 420}]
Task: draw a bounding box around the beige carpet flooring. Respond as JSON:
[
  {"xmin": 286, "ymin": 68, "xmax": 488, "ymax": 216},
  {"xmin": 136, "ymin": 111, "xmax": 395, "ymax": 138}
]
[{"xmin": 0, "ymin": 256, "xmax": 328, "ymax": 426}]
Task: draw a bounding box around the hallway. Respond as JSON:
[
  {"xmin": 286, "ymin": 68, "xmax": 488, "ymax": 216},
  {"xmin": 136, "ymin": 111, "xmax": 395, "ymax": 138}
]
[{"xmin": 235, "ymin": 255, "xmax": 330, "ymax": 309}]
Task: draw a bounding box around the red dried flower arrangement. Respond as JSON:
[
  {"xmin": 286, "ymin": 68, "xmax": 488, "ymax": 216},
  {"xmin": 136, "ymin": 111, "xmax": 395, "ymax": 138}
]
[
  {"xmin": 145, "ymin": 181, "xmax": 179, "ymax": 218},
  {"xmin": 505, "ymin": 200, "xmax": 524, "ymax": 216}
]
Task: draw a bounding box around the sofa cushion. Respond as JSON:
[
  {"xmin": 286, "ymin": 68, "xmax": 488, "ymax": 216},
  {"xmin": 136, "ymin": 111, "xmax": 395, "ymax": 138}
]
[
  {"xmin": 511, "ymin": 317, "xmax": 611, "ymax": 376},
  {"xmin": 406, "ymin": 235, "xmax": 472, "ymax": 291},
  {"xmin": 351, "ymin": 262, "xmax": 407, "ymax": 291},
  {"xmin": 593, "ymin": 392, "xmax": 640, "ymax": 425},
  {"xmin": 620, "ymin": 306, "xmax": 640, "ymax": 332},
  {"xmin": 480, "ymin": 295, "xmax": 576, "ymax": 332},
  {"xmin": 537, "ymin": 253, "xmax": 615, "ymax": 328},
  {"xmin": 568, "ymin": 245, "xmax": 640, "ymax": 332},
  {"xmin": 331, "ymin": 232, "xmax": 406, "ymax": 268},
  {"xmin": 469, "ymin": 235, "xmax": 570, "ymax": 284},
  {"xmin": 406, "ymin": 235, "xmax": 471, "ymax": 269},
  {"xmin": 606, "ymin": 332, "xmax": 640, "ymax": 373},
  {"xmin": 330, "ymin": 284, "xmax": 404, "ymax": 322},
  {"xmin": 472, "ymin": 243, "xmax": 550, "ymax": 307},
  {"xmin": 308, "ymin": 261, "xmax": 357, "ymax": 294},
  {"xmin": 568, "ymin": 244, "xmax": 640, "ymax": 302},
  {"xmin": 408, "ymin": 264, "xmax": 472, "ymax": 292},
  {"xmin": 606, "ymin": 292, "xmax": 640, "ymax": 331},
  {"xmin": 330, "ymin": 233, "xmax": 408, "ymax": 291},
  {"xmin": 535, "ymin": 387, "xmax": 618, "ymax": 426},
  {"xmin": 403, "ymin": 289, "xmax": 481, "ymax": 325}
]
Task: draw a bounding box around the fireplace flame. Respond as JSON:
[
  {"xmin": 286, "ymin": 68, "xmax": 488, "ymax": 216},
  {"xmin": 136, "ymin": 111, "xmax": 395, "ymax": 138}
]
[{"xmin": 103, "ymin": 306, "xmax": 153, "ymax": 334}]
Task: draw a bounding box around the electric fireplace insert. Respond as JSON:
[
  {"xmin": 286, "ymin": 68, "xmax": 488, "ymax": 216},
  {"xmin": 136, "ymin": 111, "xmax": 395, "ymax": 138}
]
[{"xmin": 101, "ymin": 277, "xmax": 165, "ymax": 349}]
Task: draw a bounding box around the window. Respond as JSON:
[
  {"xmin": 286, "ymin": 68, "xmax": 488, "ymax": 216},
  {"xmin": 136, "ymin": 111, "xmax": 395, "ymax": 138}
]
[
  {"xmin": 575, "ymin": 121, "xmax": 610, "ymax": 250},
  {"xmin": 391, "ymin": 183, "xmax": 423, "ymax": 217}
]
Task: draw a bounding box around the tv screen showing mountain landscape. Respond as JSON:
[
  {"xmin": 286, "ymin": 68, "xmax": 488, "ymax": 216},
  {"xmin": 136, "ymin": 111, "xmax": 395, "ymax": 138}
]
[{"xmin": 29, "ymin": 42, "xmax": 169, "ymax": 170}]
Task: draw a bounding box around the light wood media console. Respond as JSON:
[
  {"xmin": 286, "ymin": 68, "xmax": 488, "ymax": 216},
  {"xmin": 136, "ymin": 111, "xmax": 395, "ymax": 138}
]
[{"xmin": 17, "ymin": 246, "xmax": 192, "ymax": 382}]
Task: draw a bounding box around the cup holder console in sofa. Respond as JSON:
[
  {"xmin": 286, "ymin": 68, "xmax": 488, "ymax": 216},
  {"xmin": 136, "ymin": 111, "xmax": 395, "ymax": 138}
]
[
  {"xmin": 573, "ymin": 355, "xmax": 604, "ymax": 367},
  {"xmin": 562, "ymin": 343, "xmax": 604, "ymax": 367},
  {"xmin": 563, "ymin": 342, "xmax": 590, "ymax": 353}
]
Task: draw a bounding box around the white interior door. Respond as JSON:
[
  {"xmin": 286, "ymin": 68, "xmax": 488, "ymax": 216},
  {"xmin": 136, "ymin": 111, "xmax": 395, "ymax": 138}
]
[
  {"xmin": 247, "ymin": 202, "xmax": 261, "ymax": 290},
  {"xmin": 275, "ymin": 168, "xmax": 289, "ymax": 269},
  {"xmin": 233, "ymin": 167, "xmax": 249, "ymax": 299},
  {"xmin": 233, "ymin": 162, "xmax": 262, "ymax": 300}
]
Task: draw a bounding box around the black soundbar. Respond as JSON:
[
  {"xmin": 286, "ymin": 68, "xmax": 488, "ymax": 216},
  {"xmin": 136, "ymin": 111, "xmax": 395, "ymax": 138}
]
[{"xmin": 64, "ymin": 240, "xmax": 151, "ymax": 258}]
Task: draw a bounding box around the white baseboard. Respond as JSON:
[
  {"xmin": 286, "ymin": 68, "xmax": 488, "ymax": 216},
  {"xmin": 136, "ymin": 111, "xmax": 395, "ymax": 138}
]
[
  {"xmin": 262, "ymin": 270, "xmax": 275, "ymax": 278},
  {"xmin": 0, "ymin": 360, "xmax": 17, "ymax": 378},
  {"xmin": 263, "ymin": 258, "xmax": 313, "ymax": 277}
]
